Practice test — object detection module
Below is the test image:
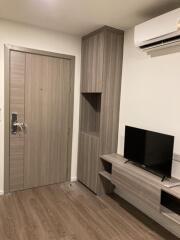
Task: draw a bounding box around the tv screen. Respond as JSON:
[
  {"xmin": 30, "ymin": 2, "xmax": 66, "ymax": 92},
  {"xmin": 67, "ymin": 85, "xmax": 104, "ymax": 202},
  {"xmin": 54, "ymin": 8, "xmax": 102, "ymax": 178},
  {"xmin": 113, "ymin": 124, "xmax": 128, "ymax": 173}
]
[{"xmin": 124, "ymin": 126, "xmax": 174, "ymax": 178}]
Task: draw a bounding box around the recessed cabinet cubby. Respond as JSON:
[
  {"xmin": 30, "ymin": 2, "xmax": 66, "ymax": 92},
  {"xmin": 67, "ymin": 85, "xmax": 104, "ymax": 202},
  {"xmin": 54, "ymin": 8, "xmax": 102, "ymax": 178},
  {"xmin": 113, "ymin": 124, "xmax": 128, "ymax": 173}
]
[
  {"xmin": 161, "ymin": 190, "xmax": 180, "ymax": 225},
  {"xmin": 77, "ymin": 26, "xmax": 124, "ymax": 194},
  {"xmin": 101, "ymin": 158, "xmax": 112, "ymax": 174},
  {"xmin": 99, "ymin": 158, "xmax": 113, "ymax": 184},
  {"xmin": 161, "ymin": 190, "xmax": 180, "ymax": 215},
  {"xmin": 80, "ymin": 93, "xmax": 101, "ymax": 137}
]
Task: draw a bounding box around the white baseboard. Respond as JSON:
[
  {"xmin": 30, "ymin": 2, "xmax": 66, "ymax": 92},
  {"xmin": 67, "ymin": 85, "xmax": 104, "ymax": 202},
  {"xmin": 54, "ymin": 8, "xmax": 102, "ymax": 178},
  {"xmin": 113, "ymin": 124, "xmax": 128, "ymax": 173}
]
[
  {"xmin": 174, "ymin": 153, "xmax": 180, "ymax": 163},
  {"xmin": 71, "ymin": 176, "xmax": 77, "ymax": 182},
  {"xmin": 0, "ymin": 191, "xmax": 4, "ymax": 196}
]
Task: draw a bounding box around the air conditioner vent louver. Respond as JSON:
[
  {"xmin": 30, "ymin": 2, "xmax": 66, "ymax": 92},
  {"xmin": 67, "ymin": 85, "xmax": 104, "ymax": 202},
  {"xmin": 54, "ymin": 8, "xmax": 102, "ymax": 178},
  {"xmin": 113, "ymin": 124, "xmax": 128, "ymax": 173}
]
[
  {"xmin": 134, "ymin": 8, "xmax": 180, "ymax": 53},
  {"xmin": 140, "ymin": 34, "xmax": 180, "ymax": 50}
]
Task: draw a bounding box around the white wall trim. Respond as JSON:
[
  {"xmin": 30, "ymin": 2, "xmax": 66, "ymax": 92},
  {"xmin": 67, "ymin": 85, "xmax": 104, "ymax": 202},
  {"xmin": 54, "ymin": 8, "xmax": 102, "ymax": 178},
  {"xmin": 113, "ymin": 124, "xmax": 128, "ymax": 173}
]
[{"xmin": 71, "ymin": 176, "xmax": 77, "ymax": 182}]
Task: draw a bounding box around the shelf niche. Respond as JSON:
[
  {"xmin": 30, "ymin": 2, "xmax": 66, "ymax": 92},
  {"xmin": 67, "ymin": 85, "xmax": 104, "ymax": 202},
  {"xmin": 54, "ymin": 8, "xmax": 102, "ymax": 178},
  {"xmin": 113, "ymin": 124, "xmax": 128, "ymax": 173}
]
[{"xmin": 80, "ymin": 93, "xmax": 101, "ymax": 137}]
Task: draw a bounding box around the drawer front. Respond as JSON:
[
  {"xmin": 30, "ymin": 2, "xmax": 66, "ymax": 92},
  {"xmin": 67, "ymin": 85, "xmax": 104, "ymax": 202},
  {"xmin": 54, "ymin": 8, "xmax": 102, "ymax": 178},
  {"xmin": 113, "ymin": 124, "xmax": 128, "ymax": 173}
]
[{"xmin": 112, "ymin": 165, "xmax": 161, "ymax": 211}]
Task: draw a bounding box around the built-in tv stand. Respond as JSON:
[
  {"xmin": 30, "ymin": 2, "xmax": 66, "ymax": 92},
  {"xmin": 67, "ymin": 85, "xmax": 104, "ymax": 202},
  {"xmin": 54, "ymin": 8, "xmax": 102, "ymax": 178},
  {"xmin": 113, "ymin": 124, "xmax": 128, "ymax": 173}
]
[{"xmin": 99, "ymin": 154, "xmax": 180, "ymax": 238}]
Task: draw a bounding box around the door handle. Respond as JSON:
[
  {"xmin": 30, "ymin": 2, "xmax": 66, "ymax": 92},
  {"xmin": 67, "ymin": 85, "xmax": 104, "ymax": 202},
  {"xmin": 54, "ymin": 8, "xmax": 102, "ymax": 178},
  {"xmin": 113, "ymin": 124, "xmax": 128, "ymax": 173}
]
[{"xmin": 11, "ymin": 112, "xmax": 25, "ymax": 134}]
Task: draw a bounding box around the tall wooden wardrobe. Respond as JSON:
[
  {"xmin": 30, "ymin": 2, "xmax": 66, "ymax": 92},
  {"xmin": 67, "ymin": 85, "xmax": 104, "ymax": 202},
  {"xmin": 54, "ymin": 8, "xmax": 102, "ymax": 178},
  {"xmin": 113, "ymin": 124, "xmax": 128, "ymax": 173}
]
[{"xmin": 77, "ymin": 26, "xmax": 124, "ymax": 194}]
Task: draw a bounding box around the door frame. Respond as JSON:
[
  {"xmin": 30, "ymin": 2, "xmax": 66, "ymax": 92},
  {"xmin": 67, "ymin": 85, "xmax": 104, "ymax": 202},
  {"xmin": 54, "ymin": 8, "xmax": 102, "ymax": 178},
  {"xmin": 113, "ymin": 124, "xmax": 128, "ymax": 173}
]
[{"xmin": 4, "ymin": 44, "xmax": 75, "ymax": 193}]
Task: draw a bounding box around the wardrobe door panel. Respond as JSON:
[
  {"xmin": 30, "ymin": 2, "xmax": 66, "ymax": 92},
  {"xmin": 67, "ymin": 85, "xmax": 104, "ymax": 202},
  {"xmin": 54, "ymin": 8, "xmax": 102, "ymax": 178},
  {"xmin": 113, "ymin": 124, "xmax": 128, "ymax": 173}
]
[
  {"xmin": 81, "ymin": 32, "xmax": 104, "ymax": 93},
  {"xmin": 78, "ymin": 132, "xmax": 99, "ymax": 192}
]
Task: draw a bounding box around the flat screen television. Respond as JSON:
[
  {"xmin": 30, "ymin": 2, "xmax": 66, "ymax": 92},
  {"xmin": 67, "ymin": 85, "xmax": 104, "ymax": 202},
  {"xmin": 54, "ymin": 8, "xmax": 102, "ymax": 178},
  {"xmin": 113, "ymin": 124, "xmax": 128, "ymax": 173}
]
[{"xmin": 124, "ymin": 126, "xmax": 174, "ymax": 179}]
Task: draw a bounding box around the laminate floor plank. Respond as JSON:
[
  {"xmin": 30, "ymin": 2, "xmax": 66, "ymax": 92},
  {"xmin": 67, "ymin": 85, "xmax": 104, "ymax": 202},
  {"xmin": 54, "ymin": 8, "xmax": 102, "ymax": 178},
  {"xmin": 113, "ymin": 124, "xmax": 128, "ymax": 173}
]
[{"xmin": 0, "ymin": 182, "xmax": 178, "ymax": 240}]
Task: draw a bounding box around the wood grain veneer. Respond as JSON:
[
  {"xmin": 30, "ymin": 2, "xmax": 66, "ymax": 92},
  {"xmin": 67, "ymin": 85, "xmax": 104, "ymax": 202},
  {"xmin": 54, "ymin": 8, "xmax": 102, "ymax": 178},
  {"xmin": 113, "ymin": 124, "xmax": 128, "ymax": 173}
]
[
  {"xmin": 81, "ymin": 31, "xmax": 104, "ymax": 92},
  {"xmin": 101, "ymin": 153, "xmax": 180, "ymax": 238},
  {"xmin": 161, "ymin": 206, "xmax": 180, "ymax": 225},
  {"xmin": 99, "ymin": 28, "xmax": 124, "ymax": 155},
  {"xmin": 97, "ymin": 28, "xmax": 124, "ymax": 194},
  {"xmin": 5, "ymin": 45, "xmax": 75, "ymax": 193},
  {"xmin": 0, "ymin": 182, "xmax": 178, "ymax": 240},
  {"xmin": 24, "ymin": 54, "xmax": 72, "ymax": 189},
  {"xmin": 9, "ymin": 51, "xmax": 25, "ymax": 192},
  {"xmin": 99, "ymin": 170, "xmax": 111, "ymax": 181},
  {"xmin": 80, "ymin": 93, "xmax": 101, "ymax": 135},
  {"xmin": 78, "ymin": 26, "xmax": 124, "ymax": 194},
  {"xmin": 78, "ymin": 132, "xmax": 99, "ymax": 192},
  {"xmin": 112, "ymin": 163, "xmax": 161, "ymax": 211}
]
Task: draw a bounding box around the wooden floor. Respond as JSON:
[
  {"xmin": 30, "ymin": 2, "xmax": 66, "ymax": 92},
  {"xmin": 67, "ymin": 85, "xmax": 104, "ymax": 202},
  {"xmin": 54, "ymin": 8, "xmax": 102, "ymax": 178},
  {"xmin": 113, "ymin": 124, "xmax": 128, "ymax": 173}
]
[{"xmin": 0, "ymin": 182, "xmax": 178, "ymax": 240}]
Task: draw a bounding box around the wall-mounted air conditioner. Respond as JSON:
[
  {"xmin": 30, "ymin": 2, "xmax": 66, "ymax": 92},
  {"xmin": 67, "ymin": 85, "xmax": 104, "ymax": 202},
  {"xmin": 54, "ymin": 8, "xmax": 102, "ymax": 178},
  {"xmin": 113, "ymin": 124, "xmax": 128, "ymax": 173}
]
[{"xmin": 134, "ymin": 8, "xmax": 180, "ymax": 52}]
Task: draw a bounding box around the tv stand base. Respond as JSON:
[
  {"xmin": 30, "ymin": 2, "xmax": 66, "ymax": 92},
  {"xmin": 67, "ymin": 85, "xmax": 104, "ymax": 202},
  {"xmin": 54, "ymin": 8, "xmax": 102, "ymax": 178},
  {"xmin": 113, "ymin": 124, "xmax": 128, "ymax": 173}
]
[
  {"xmin": 161, "ymin": 176, "xmax": 166, "ymax": 182},
  {"xmin": 100, "ymin": 153, "xmax": 180, "ymax": 238}
]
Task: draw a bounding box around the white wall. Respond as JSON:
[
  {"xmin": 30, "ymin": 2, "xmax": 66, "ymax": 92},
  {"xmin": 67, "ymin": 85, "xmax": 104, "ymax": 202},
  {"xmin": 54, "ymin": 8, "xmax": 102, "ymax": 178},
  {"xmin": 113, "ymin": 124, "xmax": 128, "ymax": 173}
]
[
  {"xmin": 117, "ymin": 28, "xmax": 180, "ymax": 180},
  {"xmin": 0, "ymin": 20, "xmax": 81, "ymax": 193}
]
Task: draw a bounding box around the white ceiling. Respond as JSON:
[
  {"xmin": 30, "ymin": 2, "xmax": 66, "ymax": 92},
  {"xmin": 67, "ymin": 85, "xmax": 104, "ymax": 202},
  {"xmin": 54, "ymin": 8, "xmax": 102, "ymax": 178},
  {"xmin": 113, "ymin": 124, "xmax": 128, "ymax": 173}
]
[{"xmin": 0, "ymin": 0, "xmax": 179, "ymax": 36}]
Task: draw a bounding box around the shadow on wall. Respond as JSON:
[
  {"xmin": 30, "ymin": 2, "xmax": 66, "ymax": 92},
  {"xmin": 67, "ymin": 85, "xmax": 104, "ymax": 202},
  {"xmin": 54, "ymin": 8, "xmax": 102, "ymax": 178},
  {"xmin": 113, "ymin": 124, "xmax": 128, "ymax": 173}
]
[
  {"xmin": 138, "ymin": 0, "xmax": 180, "ymax": 19},
  {"xmin": 146, "ymin": 45, "xmax": 180, "ymax": 57}
]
